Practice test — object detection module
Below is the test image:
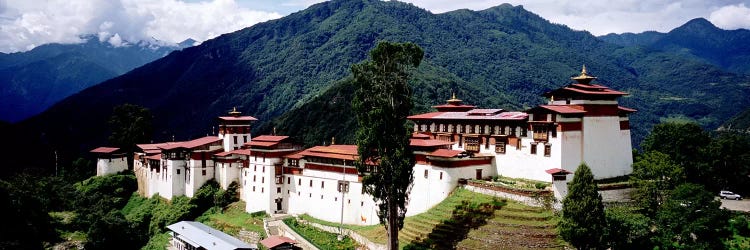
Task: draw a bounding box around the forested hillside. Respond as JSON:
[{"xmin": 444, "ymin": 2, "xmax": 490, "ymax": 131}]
[
  {"xmin": 8, "ymin": 0, "xmax": 750, "ymax": 172},
  {"xmin": 599, "ymin": 18, "xmax": 750, "ymax": 74}
]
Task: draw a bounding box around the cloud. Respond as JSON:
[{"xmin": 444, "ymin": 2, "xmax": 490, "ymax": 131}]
[
  {"xmin": 708, "ymin": 3, "xmax": 750, "ymax": 30},
  {"xmin": 0, "ymin": 0, "xmax": 282, "ymax": 53}
]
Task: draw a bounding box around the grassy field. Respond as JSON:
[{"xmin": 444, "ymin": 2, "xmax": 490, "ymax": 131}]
[
  {"xmin": 300, "ymin": 188, "xmax": 563, "ymax": 249},
  {"xmin": 196, "ymin": 201, "xmax": 267, "ymax": 240},
  {"xmin": 283, "ymin": 217, "xmax": 360, "ymax": 249}
]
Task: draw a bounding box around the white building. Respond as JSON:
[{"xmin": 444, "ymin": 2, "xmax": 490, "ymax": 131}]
[
  {"xmin": 98, "ymin": 66, "xmax": 634, "ymax": 226},
  {"xmin": 91, "ymin": 147, "xmax": 127, "ymax": 176}
]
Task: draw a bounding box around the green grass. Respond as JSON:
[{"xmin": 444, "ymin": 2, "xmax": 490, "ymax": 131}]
[
  {"xmin": 140, "ymin": 232, "xmax": 170, "ymax": 250},
  {"xmin": 196, "ymin": 201, "xmax": 267, "ymax": 239},
  {"xmin": 283, "ymin": 217, "xmax": 359, "ymax": 249}
]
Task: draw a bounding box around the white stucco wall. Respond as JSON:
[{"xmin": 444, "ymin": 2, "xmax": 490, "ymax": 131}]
[
  {"xmin": 580, "ymin": 116, "xmax": 633, "ymax": 178},
  {"xmin": 219, "ymin": 131, "xmax": 250, "ymax": 152},
  {"xmin": 185, "ymin": 159, "xmax": 215, "ymax": 197},
  {"xmin": 407, "ymin": 163, "xmax": 494, "ymax": 216},
  {"xmin": 96, "ymin": 157, "xmax": 128, "ymax": 176}
]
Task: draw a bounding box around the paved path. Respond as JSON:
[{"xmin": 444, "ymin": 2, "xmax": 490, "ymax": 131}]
[{"xmin": 720, "ymin": 198, "xmax": 750, "ymax": 212}]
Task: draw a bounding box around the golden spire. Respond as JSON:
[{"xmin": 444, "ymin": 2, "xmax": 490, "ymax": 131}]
[
  {"xmin": 331, "ymin": 137, "xmax": 335, "ymax": 145},
  {"xmin": 228, "ymin": 106, "xmax": 241, "ymax": 116},
  {"xmin": 571, "ymin": 64, "xmax": 597, "ymax": 84},
  {"xmin": 447, "ymin": 91, "xmax": 462, "ymax": 104}
]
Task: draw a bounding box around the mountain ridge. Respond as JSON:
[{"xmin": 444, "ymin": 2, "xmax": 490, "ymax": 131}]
[
  {"xmin": 7, "ymin": 0, "xmax": 750, "ymax": 173},
  {"xmin": 0, "ymin": 35, "xmax": 193, "ymax": 122}
]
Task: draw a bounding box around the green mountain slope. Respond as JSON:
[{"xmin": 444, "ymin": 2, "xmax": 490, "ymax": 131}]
[
  {"xmin": 599, "ymin": 18, "xmax": 750, "ymax": 74},
  {"xmin": 8, "ymin": 0, "xmax": 750, "ymax": 173}
]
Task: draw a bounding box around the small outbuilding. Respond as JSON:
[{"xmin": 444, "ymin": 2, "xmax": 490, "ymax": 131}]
[
  {"xmin": 167, "ymin": 221, "xmax": 257, "ymax": 250},
  {"xmin": 259, "ymin": 235, "xmax": 299, "ymax": 250}
]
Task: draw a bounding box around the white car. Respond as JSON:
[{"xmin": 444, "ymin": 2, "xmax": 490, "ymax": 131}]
[{"xmin": 720, "ymin": 190, "xmax": 742, "ymax": 200}]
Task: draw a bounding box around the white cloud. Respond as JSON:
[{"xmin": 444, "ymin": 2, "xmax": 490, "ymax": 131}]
[
  {"xmin": 709, "ymin": 3, "xmax": 750, "ymax": 30},
  {"xmin": 0, "ymin": 0, "xmax": 282, "ymax": 53}
]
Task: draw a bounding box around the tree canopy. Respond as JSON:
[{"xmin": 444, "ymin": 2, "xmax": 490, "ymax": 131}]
[
  {"xmin": 559, "ymin": 163, "xmax": 607, "ymax": 249},
  {"xmin": 352, "ymin": 41, "xmax": 423, "ymax": 249},
  {"xmin": 108, "ymin": 103, "xmax": 153, "ymax": 169}
]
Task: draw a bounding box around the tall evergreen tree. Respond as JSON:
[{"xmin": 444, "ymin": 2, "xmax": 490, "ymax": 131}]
[
  {"xmin": 559, "ymin": 163, "xmax": 607, "ymax": 249},
  {"xmin": 352, "ymin": 41, "xmax": 423, "ymax": 249},
  {"xmin": 108, "ymin": 104, "xmax": 153, "ymax": 170}
]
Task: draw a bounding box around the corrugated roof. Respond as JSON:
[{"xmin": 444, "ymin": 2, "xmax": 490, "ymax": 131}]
[
  {"xmin": 545, "ymin": 168, "xmax": 573, "ymax": 175},
  {"xmin": 215, "ymin": 149, "xmax": 253, "ymax": 157},
  {"xmin": 408, "ymin": 111, "xmax": 528, "ymax": 121},
  {"xmin": 244, "ymin": 141, "xmax": 278, "ymax": 147},
  {"xmin": 217, "ymin": 116, "xmax": 258, "ymax": 121},
  {"xmin": 535, "ymin": 105, "xmax": 586, "ymax": 114},
  {"xmin": 159, "ymin": 136, "xmax": 221, "ymax": 150},
  {"xmin": 167, "ymin": 221, "xmax": 257, "ymax": 250},
  {"xmin": 428, "ymin": 149, "xmax": 464, "ymax": 158},
  {"xmin": 260, "ymin": 236, "xmax": 297, "ymax": 248},
  {"xmin": 410, "ymin": 139, "xmax": 455, "ymax": 147},
  {"xmin": 252, "ymin": 135, "xmax": 288, "ymax": 142},
  {"xmin": 90, "ymin": 147, "xmax": 119, "ymax": 154},
  {"xmin": 298, "ymin": 145, "xmax": 358, "ymax": 161}
]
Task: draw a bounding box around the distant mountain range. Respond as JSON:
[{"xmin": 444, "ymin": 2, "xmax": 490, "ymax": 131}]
[
  {"xmin": 0, "ymin": 36, "xmax": 194, "ymax": 122},
  {"xmin": 6, "ymin": 0, "xmax": 750, "ymax": 173},
  {"xmin": 599, "ymin": 18, "xmax": 750, "ymax": 74}
]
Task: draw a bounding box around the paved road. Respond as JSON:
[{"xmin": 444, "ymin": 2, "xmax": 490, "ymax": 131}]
[{"xmin": 720, "ymin": 198, "xmax": 750, "ymax": 212}]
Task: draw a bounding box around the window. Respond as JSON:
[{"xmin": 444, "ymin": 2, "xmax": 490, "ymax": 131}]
[
  {"xmin": 439, "ymin": 172, "xmax": 443, "ymax": 180},
  {"xmin": 233, "ymin": 136, "xmax": 238, "ymax": 144},
  {"xmin": 263, "ymin": 166, "xmax": 265, "ymax": 173},
  {"xmin": 553, "ymin": 175, "xmax": 567, "ymax": 181},
  {"xmin": 544, "ymin": 144, "xmax": 551, "ymax": 157},
  {"xmin": 262, "ymin": 188, "xmax": 264, "ymax": 193},
  {"xmin": 496, "ymin": 141, "xmax": 506, "ymax": 154},
  {"xmin": 202, "ymin": 170, "xmax": 206, "ymax": 175},
  {"xmin": 510, "ymin": 126, "xmax": 516, "ymax": 136},
  {"xmin": 521, "ymin": 127, "xmax": 528, "ymax": 137},
  {"xmin": 253, "ymin": 176, "xmax": 256, "ymax": 182},
  {"xmin": 321, "ymin": 181, "xmax": 325, "ymax": 188},
  {"xmin": 321, "ymin": 195, "xmax": 324, "ymax": 199},
  {"xmin": 530, "ymin": 143, "xmax": 538, "ymax": 155},
  {"xmin": 254, "ymin": 165, "xmax": 257, "ymax": 171},
  {"xmin": 309, "ymin": 180, "xmax": 313, "ymax": 187},
  {"xmin": 533, "ymin": 126, "xmax": 549, "ymax": 141},
  {"xmin": 253, "ymin": 186, "xmax": 256, "ymax": 192},
  {"xmin": 262, "ymin": 177, "xmax": 265, "ymax": 183},
  {"xmin": 298, "ymin": 179, "xmax": 301, "ymax": 185},
  {"xmin": 465, "ymin": 137, "xmax": 480, "ymax": 152},
  {"xmin": 176, "ymin": 169, "xmax": 180, "ymax": 174},
  {"xmin": 424, "ymin": 169, "xmax": 429, "ymax": 178},
  {"xmin": 243, "ymin": 135, "xmax": 248, "ymax": 143},
  {"xmin": 516, "ymin": 138, "xmax": 522, "ymax": 150},
  {"xmin": 287, "ymin": 177, "xmax": 291, "ymax": 184},
  {"xmin": 277, "ymin": 187, "xmax": 281, "ymax": 193},
  {"xmin": 551, "ymin": 126, "xmax": 557, "ymax": 138}
]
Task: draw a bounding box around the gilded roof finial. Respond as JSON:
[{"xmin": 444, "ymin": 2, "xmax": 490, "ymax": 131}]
[
  {"xmin": 331, "ymin": 137, "xmax": 335, "ymax": 145},
  {"xmin": 228, "ymin": 106, "xmax": 241, "ymax": 116},
  {"xmin": 452, "ymin": 92, "xmax": 456, "ymax": 100},
  {"xmin": 447, "ymin": 91, "xmax": 462, "ymax": 104},
  {"xmin": 571, "ymin": 64, "xmax": 597, "ymax": 84},
  {"xmin": 273, "ymin": 127, "xmax": 277, "ymax": 136}
]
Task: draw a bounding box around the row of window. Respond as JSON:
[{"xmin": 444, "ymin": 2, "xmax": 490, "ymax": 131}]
[
  {"xmin": 421, "ymin": 123, "xmax": 529, "ymax": 136},
  {"xmin": 529, "ymin": 143, "xmax": 552, "ymax": 157}
]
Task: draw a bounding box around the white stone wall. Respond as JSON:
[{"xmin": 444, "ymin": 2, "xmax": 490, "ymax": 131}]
[
  {"xmin": 96, "ymin": 157, "xmax": 128, "ymax": 176},
  {"xmin": 580, "ymin": 116, "xmax": 633, "ymax": 178},
  {"xmin": 216, "ymin": 161, "xmax": 242, "ymax": 190},
  {"xmin": 220, "ymin": 131, "xmax": 250, "ymax": 151},
  {"xmin": 283, "ymin": 170, "xmax": 379, "ymax": 226},
  {"xmin": 185, "ymin": 159, "xmax": 215, "ymax": 197},
  {"xmin": 407, "ymin": 163, "xmax": 494, "ymax": 216}
]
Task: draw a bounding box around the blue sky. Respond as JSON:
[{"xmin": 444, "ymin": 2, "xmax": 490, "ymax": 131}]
[{"xmin": 2, "ymin": 0, "xmax": 749, "ymax": 53}]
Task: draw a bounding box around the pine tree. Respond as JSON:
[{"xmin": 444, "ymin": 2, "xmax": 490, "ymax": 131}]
[
  {"xmin": 352, "ymin": 41, "xmax": 423, "ymax": 249},
  {"xmin": 559, "ymin": 163, "xmax": 607, "ymax": 249}
]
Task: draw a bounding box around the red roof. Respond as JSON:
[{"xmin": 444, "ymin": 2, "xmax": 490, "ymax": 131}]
[
  {"xmin": 217, "ymin": 116, "xmax": 258, "ymax": 121},
  {"xmin": 545, "ymin": 168, "xmax": 573, "ymax": 175},
  {"xmin": 159, "ymin": 136, "xmax": 222, "ymax": 150},
  {"xmin": 137, "ymin": 142, "xmax": 178, "ymax": 152},
  {"xmin": 411, "ymin": 133, "xmax": 431, "ymax": 139},
  {"xmin": 252, "ymin": 135, "xmax": 288, "ymax": 142},
  {"xmin": 408, "ymin": 110, "xmax": 528, "ymax": 121},
  {"xmin": 533, "ymin": 105, "xmax": 586, "ymax": 114},
  {"xmin": 245, "ymin": 141, "xmax": 279, "ymax": 147},
  {"xmin": 90, "ymin": 147, "xmax": 120, "ymax": 154},
  {"xmin": 543, "ymin": 83, "xmax": 628, "ymax": 98},
  {"xmin": 410, "ymin": 139, "xmax": 455, "ymax": 147},
  {"xmin": 428, "ymin": 149, "xmax": 464, "ymax": 158},
  {"xmin": 299, "ymin": 145, "xmax": 359, "ymax": 161},
  {"xmin": 618, "ymin": 106, "xmax": 637, "ymax": 113},
  {"xmin": 260, "ymin": 236, "xmax": 297, "ymax": 248},
  {"xmin": 145, "ymin": 154, "xmax": 161, "ymax": 160}
]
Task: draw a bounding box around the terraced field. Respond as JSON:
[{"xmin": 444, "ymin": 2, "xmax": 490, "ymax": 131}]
[
  {"xmin": 456, "ymin": 202, "xmax": 564, "ymax": 249},
  {"xmin": 302, "ymin": 188, "xmax": 565, "ymax": 249}
]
